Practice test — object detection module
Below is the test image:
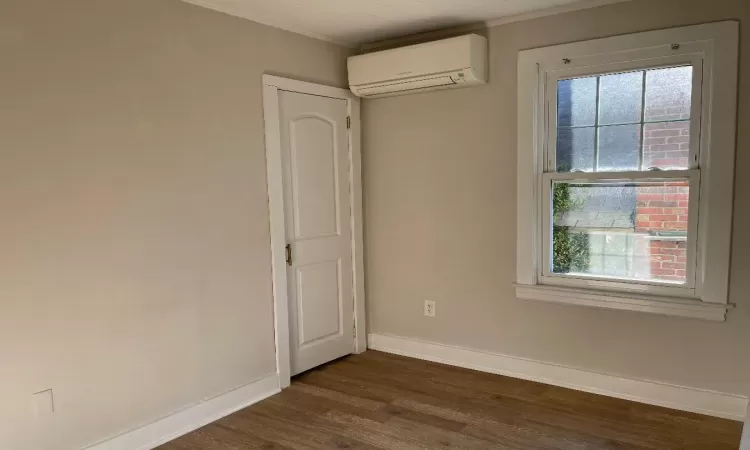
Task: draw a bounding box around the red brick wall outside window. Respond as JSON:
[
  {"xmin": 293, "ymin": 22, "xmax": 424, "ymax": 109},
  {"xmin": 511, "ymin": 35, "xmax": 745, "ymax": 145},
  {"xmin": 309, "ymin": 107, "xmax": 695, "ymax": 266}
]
[{"xmin": 636, "ymin": 71, "xmax": 691, "ymax": 283}]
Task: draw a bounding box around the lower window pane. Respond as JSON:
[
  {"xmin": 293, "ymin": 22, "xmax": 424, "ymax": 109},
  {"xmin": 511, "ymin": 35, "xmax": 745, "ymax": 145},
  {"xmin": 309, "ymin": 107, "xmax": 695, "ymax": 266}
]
[{"xmin": 552, "ymin": 180, "xmax": 690, "ymax": 284}]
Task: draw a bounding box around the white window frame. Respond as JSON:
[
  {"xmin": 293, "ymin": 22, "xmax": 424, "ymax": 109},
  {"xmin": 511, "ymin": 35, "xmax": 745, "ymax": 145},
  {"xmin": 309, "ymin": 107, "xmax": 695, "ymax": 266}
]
[{"xmin": 516, "ymin": 22, "xmax": 739, "ymax": 322}]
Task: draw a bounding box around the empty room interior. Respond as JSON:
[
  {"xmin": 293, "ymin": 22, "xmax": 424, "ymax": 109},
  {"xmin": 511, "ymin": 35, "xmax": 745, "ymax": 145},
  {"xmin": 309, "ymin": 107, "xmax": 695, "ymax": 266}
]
[{"xmin": 3, "ymin": 0, "xmax": 750, "ymax": 449}]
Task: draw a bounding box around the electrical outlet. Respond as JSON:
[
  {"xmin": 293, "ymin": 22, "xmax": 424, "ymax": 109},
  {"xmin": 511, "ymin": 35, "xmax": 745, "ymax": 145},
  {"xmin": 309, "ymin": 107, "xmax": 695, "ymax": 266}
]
[
  {"xmin": 424, "ymin": 300, "xmax": 436, "ymax": 317},
  {"xmin": 32, "ymin": 389, "xmax": 54, "ymax": 416}
]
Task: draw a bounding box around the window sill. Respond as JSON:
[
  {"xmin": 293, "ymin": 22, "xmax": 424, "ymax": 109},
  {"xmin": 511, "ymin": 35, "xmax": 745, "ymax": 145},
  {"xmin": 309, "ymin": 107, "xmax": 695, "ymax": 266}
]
[{"xmin": 514, "ymin": 284, "xmax": 732, "ymax": 322}]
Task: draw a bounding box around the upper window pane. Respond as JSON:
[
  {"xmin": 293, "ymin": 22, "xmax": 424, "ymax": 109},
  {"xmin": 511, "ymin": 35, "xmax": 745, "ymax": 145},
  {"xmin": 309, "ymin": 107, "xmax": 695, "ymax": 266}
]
[
  {"xmin": 598, "ymin": 124, "xmax": 641, "ymax": 171},
  {"xmin": 599, "ymin": 71, "xmax": 643, "ymax": 125},
  {"xmin": 643, "ymin": 122, "xmax": 691, "ymax": 170},
  {"xmin": 555, "ymin": 65, "xmax": 693, "ymax": 173},
  {"xmin": 557, "ymin": 77, "xmax": 597, "ymax": 127},
  {"xmin": 556, "ymin": 127, "xmax": 595, "ymax": 172},
  {"xmin": 644, "ymin": 66, "xmax": 692, "ymax": 122}
]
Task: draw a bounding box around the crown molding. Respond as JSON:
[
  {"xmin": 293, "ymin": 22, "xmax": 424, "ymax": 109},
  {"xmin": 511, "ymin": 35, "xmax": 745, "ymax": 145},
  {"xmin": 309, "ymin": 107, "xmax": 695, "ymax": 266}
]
[
  {"xmin": 361, "ymin": 0, "xmax": 633, "ymax": 51},
  {"xmin": 484, "ymin": 0, "xmax": 632, "ymax": 28}
]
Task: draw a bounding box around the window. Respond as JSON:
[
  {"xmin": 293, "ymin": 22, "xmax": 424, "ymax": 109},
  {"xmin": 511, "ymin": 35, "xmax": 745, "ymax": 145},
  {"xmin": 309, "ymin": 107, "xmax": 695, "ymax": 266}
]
[
  {"xmin": 545, "ymin": 63, "xmax": 700, "ymax": 292},
  {"xmin": 516, "ymin": 22, "xmax": 739, "ymax": 321}
]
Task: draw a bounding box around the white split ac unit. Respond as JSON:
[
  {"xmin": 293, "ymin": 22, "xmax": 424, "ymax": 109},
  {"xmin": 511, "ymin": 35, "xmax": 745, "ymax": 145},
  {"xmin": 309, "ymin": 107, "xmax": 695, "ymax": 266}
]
[{"xmin": 348, "ymin": 34, "xmax": 488, "ymax": 98}]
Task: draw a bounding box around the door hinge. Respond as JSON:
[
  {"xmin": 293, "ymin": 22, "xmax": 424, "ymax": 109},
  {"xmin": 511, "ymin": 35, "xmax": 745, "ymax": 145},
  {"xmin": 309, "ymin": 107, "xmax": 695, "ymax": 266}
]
[
  {"xmin": 353, "ymin": 323, "xmax": 357, "ymax": 338},
  {"xmin": 285, "ymin": 244, "xmax": 292, "ymax": 266},
  {"xmin": 346, "ymin": 116, "xmax": 351, "ymax": 129}
]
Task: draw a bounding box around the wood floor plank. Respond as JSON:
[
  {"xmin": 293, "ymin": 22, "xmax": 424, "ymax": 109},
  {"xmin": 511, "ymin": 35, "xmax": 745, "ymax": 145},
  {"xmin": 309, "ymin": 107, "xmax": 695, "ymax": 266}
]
[
  {"xmin": 218, "ymin": 406, "xmax": 330, "ymax": 450},
  {"xmin": 160, "ymin": 423, "xmax": 295, "ymax": 450},
  {"xmin": 379, "ymin": 403, "xmax": 467, "ymax": 433},
  {"xmin": 325, "ymin": 409, "xmax": 505, "ymax": 450},
  {"xmin": 157, "ymin": 351, "xmax": 743, "ymax": 450},
  {"xmin": 388, "ymin": 398, "xmax": 604, "ymax": 450},
  {"xmin": 305, "ymin": 364, "xmax": 651, "ymax": 448},
  {"xmin": 290, "ymin": 382, "xmax": 386, "ymax": 411}
]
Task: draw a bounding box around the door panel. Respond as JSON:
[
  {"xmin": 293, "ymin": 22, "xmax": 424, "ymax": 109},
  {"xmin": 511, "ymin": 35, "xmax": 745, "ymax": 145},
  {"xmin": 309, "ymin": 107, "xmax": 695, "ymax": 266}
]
[
  {"xmin": 295, "ymin": 260, "xmax": 342, "ymax": 347},
  {"xmin": 289, "ymin": 116, "xmax": 340, "ymax": 239},
  {"xmin": 279, "ymin": 90, "xmax": 353, "ymax": 376}
]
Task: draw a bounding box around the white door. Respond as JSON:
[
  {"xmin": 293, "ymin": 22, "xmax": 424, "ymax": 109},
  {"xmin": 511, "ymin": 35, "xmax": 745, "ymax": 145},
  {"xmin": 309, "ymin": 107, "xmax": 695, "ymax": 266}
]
[{"xmin": 278, "ymin": 90, "xmax": 354, "ymax": 376}]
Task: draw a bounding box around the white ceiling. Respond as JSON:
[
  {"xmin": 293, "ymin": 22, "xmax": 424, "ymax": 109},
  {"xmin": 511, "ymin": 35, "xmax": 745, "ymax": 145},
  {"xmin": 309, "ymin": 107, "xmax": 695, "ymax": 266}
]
[{"xmin": 182, "ymin": 0, "xmax": 629, "ymax": 47}]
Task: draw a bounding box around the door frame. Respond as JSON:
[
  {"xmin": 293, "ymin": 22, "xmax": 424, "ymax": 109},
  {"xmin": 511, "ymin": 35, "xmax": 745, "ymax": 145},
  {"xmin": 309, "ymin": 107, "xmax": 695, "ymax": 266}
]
[{"xmin": 261, "ymin": 74, "xmax": 366, "ymax": 389}]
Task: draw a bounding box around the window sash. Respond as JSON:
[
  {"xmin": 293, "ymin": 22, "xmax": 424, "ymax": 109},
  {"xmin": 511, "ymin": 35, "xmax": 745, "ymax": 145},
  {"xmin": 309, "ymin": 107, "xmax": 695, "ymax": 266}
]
[
  {"xmin": 538, "ymin": 170, "xmax": 701, "ymax": 297},
  {"xmin": 538, "ymin": 54, "xmax": 705, "ymax": 297},
  {"xmin": 544, "ymin": 54, "xmax": 704, "ymax": 174}
]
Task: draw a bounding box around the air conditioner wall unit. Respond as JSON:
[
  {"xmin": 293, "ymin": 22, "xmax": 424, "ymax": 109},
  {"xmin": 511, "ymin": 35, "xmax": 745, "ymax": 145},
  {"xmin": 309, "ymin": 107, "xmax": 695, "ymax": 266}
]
[{"xmin": 348, "ymin": 34, "xmax": 488, "ymax": 98}]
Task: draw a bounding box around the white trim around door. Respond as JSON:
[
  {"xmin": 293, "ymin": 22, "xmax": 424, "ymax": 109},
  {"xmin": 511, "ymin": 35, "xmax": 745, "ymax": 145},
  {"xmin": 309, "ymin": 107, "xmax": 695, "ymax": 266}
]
[{"xmin": 262, "ymin": 75, "xmax": 366, "ymax": 389}]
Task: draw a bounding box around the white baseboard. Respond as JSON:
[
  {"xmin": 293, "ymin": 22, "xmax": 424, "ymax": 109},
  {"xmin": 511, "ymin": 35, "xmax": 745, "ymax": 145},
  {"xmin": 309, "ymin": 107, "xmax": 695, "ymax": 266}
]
[
  {"xmin": 742, "ymin": 417, "xmax": 750, "ymax": 450},
  {"xmin": 368, "ymin": 333, "xmax": 748, "ymax": 420},
  {"xmin": 84, "ymin": 373, "xmax": 280, "ymax": 450}
]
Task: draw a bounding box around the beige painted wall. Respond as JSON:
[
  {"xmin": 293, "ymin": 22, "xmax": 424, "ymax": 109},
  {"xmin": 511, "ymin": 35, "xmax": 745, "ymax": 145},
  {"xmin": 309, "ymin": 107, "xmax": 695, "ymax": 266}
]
[
  {"xmin": 363, "ymin": 0, "xmax": 750, "ymax": 396},
  {"xmin": 0, "ymin": 1, "xmax": 349, "ymax": 449}
]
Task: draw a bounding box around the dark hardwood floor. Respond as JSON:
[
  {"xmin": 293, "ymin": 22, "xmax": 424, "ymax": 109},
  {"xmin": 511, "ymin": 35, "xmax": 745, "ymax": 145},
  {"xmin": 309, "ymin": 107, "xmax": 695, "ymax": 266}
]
[{"xmin": 158, "ymin": 350, "xmax": 742, "ymax": 449}]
